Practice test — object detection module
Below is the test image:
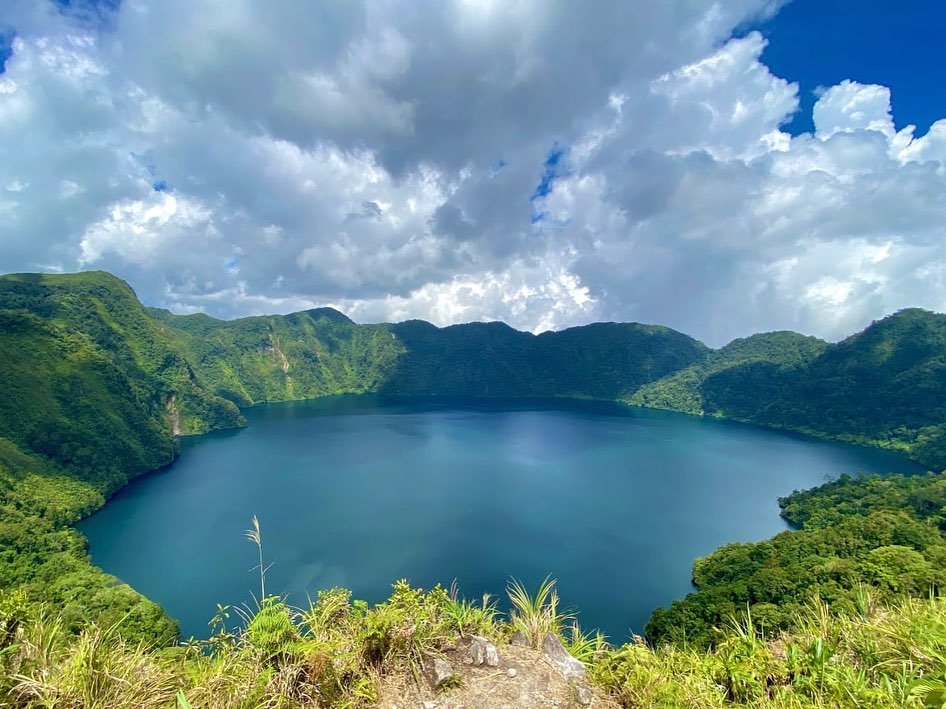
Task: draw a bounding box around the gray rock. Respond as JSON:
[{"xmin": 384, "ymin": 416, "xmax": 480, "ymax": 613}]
[
  {"xmin": 541, "ymin": 633, "xmax": 588, "ymax": 682},
  {"xmin": 509, "ymin": 630, "xmax": 530, "ymax": 647},
  {"xmin": 506, "ymin": 667, "xmax": 518, "ymax": 678},
  {"xmin": 465, "ymin": 634, "xmax": 500, "ymax": 667},
  {"xmin": 541, "ymin": 632, "xmax": 571, "ymax": 663},
  {"xmin": 575, "ymin": 684, "xmax": 593, "ymax": 706},
  {"xmin": 423, "ymin": 654, "xmax": 457, "ymax": 690}
]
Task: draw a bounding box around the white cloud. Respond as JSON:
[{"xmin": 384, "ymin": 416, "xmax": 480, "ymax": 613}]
[
  {"xmin": 79, "ymin": 193, "xmax": 215, "ymax": 266},
  {"xmin": 813, "ymin": 80, "xmax": 896, "ymax": 139},
  {"xmin": 0, "ymin": 0, "xmax": 944, "ymax": 345}
]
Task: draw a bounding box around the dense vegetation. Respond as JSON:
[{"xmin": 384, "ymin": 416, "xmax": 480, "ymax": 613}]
[
  {"xmin": 1, "ymin": 269, "xmax": 946, "ymax": 706},
  {"xmin": 383, "ymin": 319, "xmax": 708, "ymax": 398},
  {"xmin": 0, "ymin": 273, "xmax": 203, "ymax": 644},
  {"xmin": 3, "ymin": 573, "xmax": 946, "ymax": 707},
  {"xmin": 645, "ymin": 471, "xmax": 946, "ymax": 648},
  {"xmin": 630, "ymin": 310, "xmax": 946, "ymax": 468},
  {"xmin": 147, "ymin": 307, "xmax": 405, "ymax": 416}
]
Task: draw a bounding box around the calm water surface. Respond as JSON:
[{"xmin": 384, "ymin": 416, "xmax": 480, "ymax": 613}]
[{"xmin": 80, "ymin": 396, "xmax": 923, "ymax": 641}]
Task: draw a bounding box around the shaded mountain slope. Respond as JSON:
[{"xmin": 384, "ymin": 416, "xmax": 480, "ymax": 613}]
[{"xmin": 629, "ymin": 309, "xmax": 946, "ymax": 468}]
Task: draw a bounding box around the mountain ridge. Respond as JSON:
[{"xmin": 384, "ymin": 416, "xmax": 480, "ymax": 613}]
[{"xmin": 0, "ymin": 269, "xmax": 944, "ymax": 646}]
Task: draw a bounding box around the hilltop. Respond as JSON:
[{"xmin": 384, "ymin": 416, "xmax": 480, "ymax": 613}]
[{"xmin": 4, "ymin": 271, "xmax": 943, "ymax": 462}]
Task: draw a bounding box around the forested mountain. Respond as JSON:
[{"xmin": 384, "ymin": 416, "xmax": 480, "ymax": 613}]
[
  {"xmin": 382, "ymin": 320, "xmax": 709, "ymax": 398},
  {"xmin": 629, "ymin": 330, "xmax": 830, "ymax": 414},
  {"xmin": 0, "ymin": 273, "xmax": 190, "ymax": 642},
  {"xmin": 629, "ymin": 310, "xmax": 946, "ymax": 468},
  {"xmin": 147, "ymin": 306, "xmax": 404, "ymax": 419},
  {"xmin": 0, "ymin": 269, "xmax": 944, "ymax": 648},
  {"xmin": 644, "ymin": 469, "xmax": 946, "ymax": 650}
]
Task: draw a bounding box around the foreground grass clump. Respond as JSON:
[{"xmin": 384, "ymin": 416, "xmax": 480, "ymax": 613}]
[
  {"xmin": 3, "ymin": 581, "xmax": 946, "ymax": 708},
  {"xmin": 595, "ymin": 592, "xmax": 946, "ymax": 708},
  {"xmin": 1, "ymin": 580, "xmax": 505, "ymax": 708}
]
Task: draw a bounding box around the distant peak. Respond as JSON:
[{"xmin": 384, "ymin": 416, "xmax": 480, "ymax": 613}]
[
  {"xmin": 304, "ymin": 307, "xmax": 353, "ymax": 324},
  {"xmin": 853, "ymin": 308, "xmax": 945, "ymax": 337},
  {"xmin": 444, "ymin": 320, "xmax": 519, "ymax": 332},
  {"xmin": 876, "ymin": 307, "xmax": 940, "ymax": 323}
]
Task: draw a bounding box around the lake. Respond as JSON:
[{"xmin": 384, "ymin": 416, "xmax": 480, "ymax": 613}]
[{"xmin": 79, "ymin": 396, "xmax": 924, "ymax": 642}]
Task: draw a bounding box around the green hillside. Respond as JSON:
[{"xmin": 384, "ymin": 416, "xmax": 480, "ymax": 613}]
[
  {"xmin": 1, "ymin": 270, "xmax": 946, "ymax": 706},
  {"xmin": 0, "ymin": 273, "xmax": 192, "ymax": 643},
  {"xmin": 381, "ymin": 320, "xmax": 709, "ymax": 398},
  {"xmin": 645, "ymin": 470, "xmax": 946, "ymax": 648},
  {"xmin": 148, "ymin": 307, "xmax": 404, "ymax": 415},
  {"xmin": 629, "ymin": 330, "xmax": 829, "ymax": 414},
  {"xmin": 629, "ymin": 309, "xmax": 946, "ymax": 468}
]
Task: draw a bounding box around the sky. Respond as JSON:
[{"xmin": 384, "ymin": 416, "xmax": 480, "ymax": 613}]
[{"xmin": 0, "ymin": 0, "xmax": 945, "ymax": 346}]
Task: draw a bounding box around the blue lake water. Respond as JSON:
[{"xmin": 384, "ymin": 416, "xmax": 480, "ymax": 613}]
[{"xmin": 79, "ymin": 396, "xmax": 924, "ymax": 642}]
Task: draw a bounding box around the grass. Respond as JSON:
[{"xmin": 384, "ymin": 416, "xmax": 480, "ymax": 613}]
[
  {"xmin": 441, "ymin": 581, "xmax": 500, "ymax": 638},
  {"xmin": 6, "ymin": 614, "xmax": 181, "ymax": 708},
  {"xmin": 593, "ymin": 593, "xmax": 946, "ymax": 708},
  {"xmin": 3, "ymin": 581, "xmax": 946, "ymax": 707},
  {"xmin": 506, "ymin": 576, "xmax": 571, "ymax": 647}
]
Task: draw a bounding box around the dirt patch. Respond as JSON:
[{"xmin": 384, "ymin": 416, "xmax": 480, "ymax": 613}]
[
  {"xmin": 165, "ymin": 393, "xmax": 182, "ymax": 436},
  {"xmin": 267, "ymin": 333, "xmax": 291, "ymax": 373},
  {"xmin": 378, "ymin": 643, "xmax": 619, "ymax": 709}
]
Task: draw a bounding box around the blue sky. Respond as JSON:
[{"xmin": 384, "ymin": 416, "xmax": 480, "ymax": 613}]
[
  {"xmin": 1, "ymin": 0, "xmax": 119, "ymax": 72},
  {"xmin": 0, "ymin": 31, "xmax": 12, "ymax": 72},
  {"xmin": 750, "ymin": 0, "xmax": 945, "ymax": 135}
]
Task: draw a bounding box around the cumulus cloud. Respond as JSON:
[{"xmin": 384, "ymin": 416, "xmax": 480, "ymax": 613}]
[{"xmin": 0, "ymin": 0, "xmax": 944, "ymax": 345}]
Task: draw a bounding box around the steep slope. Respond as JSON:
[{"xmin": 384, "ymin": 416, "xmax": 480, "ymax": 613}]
[
  {"xmin": 629, "ymin": 330, "xmax": 828, "ymax": 414},
  {"xmin": 0, "ymin": 273, "xmax": 179, "ymax": 488},
  {"xmin": 760, "ymin": 309, "xmax": 946, "ymax": 466},
  {"xmin": 0, "ymin": 271, "xmax": 243, "ymax": 449},
  {"xmin": 148, "ymin": 305, "xmax": 710, "ymax": 404},
  {"xmin": 0, "ymin": 273, "xmax": 197, "ymax": 642},
  {"xmin": 149, "ymin": 307, "xmax": 404, "ymax": 413},
  {"xmin": 629, "ymin": 309, "xmax": 946, "ymax": 468},
  {"xmin": 382, "ymin": 319, "xmax": 709, "ymax": 397}
]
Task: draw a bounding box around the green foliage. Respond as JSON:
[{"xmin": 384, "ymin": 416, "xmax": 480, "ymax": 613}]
[
  {"xmin": 0, "ymin": 273, "xmax": 224, "ymax": 645},
  {"xmin": 5, "ymin": 583, "xmax": 946, "ymax": 708},
  {"xmin": 564, "ymin": 621, "xmax": 609, "ymax": 664},
  {"xmin": 441, "ymin": 581, "xmax": 500, "ymax": 638},
  {"xmin": 186, "ymin": 580, "xmax": 461, "ymax": 706},
  {"xmin": 383, "ymin": 320, "xmax": 709, "ymax": 398},
  {"xmin": 595, "ymin": 595, "xmax": 946, "ymax": 708},
  {"xmin": 630, "ymin": 330, "xmax": 828, "ymax": 414},
  {"xmin": 645, "ymin": 471, "xmax": 946, "ymax": 649},
  {"xmin": 3, "ymin": 602, "xmax": 181, "ymax": 708},
  {"xmin": 780, "ymin": 471, "xmax": 946, "ymax": 529},
  {"xmin": 630, "ymin": 309, "xmax": 946, "ymax": 469},
  {"xmin": 507, "ymin": 576, "xmax": 570, "ymax": 647},
  {"xmin": 151, "ymin": 306, "xmax": 406, "ymax": 408},
  {"xmin": 3, "ymin": 269, "xmax": 946, "ymax": 706},
  {"xmin": 241, "ymin": 597, "xmax": 302, "ymax": 663}
]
